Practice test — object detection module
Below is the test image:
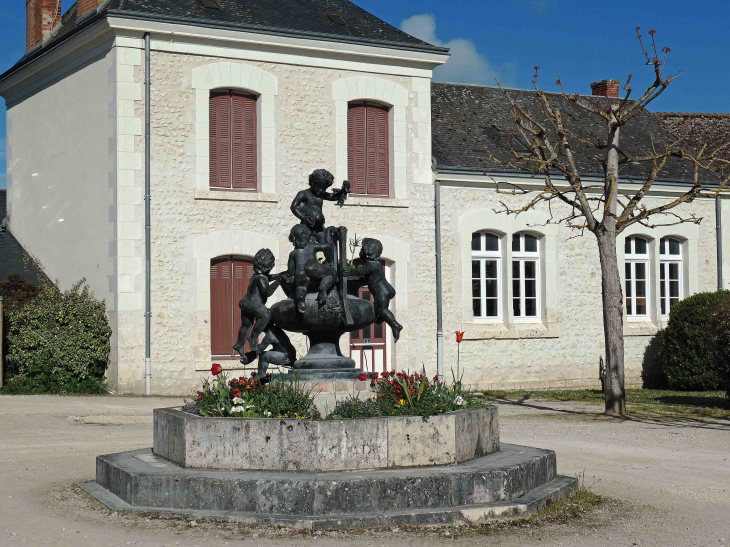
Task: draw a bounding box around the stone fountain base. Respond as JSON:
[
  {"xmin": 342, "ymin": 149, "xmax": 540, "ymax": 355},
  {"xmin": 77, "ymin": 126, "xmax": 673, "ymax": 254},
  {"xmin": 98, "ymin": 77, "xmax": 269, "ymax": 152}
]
[{"xmin": 81, "ymin": 406, "xmax": 579, "ymax": 528}]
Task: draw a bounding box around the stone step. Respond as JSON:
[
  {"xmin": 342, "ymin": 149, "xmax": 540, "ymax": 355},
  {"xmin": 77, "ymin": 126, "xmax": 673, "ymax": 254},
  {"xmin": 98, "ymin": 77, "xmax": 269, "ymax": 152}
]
[
  {"xmin": 90, "ymin": 443, "xmax": 567, "ymax": 520},
  {"xmin": 80, "ymin": 475, "xmax": 579, "ymax": 529}
]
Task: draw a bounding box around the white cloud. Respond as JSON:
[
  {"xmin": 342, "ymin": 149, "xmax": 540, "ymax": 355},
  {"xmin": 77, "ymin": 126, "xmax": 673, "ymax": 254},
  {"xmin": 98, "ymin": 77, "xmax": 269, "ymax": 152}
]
[{"xmin": 401, "ymin": 14, "xmax": 510, "ymax": 86}]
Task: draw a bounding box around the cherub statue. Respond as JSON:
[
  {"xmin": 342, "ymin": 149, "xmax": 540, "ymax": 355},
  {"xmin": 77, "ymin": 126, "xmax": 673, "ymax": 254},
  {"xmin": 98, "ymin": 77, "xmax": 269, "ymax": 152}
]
[
  {"xmin": 232, "ymin": 248, "xmax": 282, "ymax": 356},
  {"xmin": 283, "ymin": 224, "xmax": 338, "ymax": 313},
  {"xmin": 290, "ymin": 169, "xmax": 350, "ymax": 259},
  {"xmin": 346, "ymin": 238, "xmax": 403, "ymax": 342},
  {"xmin": 238, "ymin": 325, "xmax": 297, "ymax": 380}
]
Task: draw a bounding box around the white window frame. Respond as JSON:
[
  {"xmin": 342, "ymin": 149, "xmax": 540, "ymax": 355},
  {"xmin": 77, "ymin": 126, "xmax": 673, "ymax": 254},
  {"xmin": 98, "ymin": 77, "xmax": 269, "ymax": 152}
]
[
  {"xmin": 659, "ymin": 237, "xmax": 683, "ymax": 318},
  {"xmin": 511, "ymin": 233, "xmax": 541, "ymax": 322},
  {"xmin": 625, "ymin": 236, "xmax": 651, "ymax": 321},
  {"xmin": 471, "ymin": 231, "xmax": 502, "ymax": 322}
]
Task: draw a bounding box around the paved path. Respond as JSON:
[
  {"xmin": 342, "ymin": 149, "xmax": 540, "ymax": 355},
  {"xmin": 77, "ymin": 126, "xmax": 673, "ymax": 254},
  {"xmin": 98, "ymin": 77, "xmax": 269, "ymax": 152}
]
[{"xmin": 0, "ymin": 395, "xmax": 728, "ymax": 546}]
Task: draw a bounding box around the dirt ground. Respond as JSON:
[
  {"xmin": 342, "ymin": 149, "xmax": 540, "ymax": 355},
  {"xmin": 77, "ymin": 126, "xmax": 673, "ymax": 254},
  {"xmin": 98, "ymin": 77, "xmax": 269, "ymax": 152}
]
[{"xmin": 0, "ymin": 395, "xmax": 728, "ymax": 547}]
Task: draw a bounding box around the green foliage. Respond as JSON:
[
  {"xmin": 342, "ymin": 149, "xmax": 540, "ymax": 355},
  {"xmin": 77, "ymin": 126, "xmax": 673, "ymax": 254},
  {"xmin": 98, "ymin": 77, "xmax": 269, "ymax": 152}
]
[
  {"xmin": 659, "ymin": 290, "xmax": 730, "ymax": 391},
  {"xmin": 326, "ymin": 369, "xmax": 472, "ymax": 420},
  {"xmin": 185, "ymin": 373, "xmax": 321, "ymax": 419},
  {"xmin": 2, "ymin": 280, "xmax": 112, "ymax": 394},
  {"xmin": 710, "ymin": 299, "xmax": 730, "ymax": 398},
  {"xmin": 0, "ymin": 274, "xmax": 41, "ymax": 311}
]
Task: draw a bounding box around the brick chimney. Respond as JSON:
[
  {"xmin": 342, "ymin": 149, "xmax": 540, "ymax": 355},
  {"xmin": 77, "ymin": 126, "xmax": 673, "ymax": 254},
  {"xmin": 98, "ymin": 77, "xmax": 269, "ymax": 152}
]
[
  {"xmin": 77, "ymin": 0, "xmax": 103, "ymax": 20},
  {"xmin": 590, "ymin": 79, "xmax": 620, "ymax": 98},
  {"xmin": 26, "ymin": 0, "xmax": 62, "ymax": 52}
]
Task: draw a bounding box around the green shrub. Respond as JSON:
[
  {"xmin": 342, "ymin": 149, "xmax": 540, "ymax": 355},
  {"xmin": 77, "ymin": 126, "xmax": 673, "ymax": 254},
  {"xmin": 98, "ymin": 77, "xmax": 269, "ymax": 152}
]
[
  {"xmin": 710, "ymin": 299, "xmax": 730, "ymax": 398},
  {"xmin": 2, "ymin": 280, "xmax": 112, "ymax": 394},
  {"xmin": 659, "ymin": 290, "xmax": 730, "ymax": 391}
]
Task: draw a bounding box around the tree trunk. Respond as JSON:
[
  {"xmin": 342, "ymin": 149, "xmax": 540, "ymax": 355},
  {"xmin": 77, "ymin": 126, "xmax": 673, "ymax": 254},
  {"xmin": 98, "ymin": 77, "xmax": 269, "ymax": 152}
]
[{"xmin": 595, "ymin": 228, "xmax": 626, "ymax": 416}]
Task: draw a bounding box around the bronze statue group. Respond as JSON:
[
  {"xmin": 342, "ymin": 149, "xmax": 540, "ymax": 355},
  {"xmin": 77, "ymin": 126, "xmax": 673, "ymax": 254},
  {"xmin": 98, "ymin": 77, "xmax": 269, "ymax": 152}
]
[{"xmin": 232, "ymin": 169, "xmax": 402, "ymax": 379}]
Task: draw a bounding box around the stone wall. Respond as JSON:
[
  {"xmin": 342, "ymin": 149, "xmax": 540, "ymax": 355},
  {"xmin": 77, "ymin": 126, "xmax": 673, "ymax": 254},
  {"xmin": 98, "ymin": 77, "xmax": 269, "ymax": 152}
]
[
  {"xmin": 112, "ymin": 49, "xmax": 437, "ymax": 394},
  {"xmin": 438, "ymin": 180, "xmax": 719, "ymax": 390}
]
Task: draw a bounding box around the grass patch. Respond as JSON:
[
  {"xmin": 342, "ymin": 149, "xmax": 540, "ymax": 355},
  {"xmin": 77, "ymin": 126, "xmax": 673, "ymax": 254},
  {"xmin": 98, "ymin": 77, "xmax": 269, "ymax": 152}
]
[
  {"xmin": 475, "ymin": 388, "xmax": 730, "ymax": 421},
  {"xmin": 466, "ymin": 487, "xmax": 604, "ymax": 537}
]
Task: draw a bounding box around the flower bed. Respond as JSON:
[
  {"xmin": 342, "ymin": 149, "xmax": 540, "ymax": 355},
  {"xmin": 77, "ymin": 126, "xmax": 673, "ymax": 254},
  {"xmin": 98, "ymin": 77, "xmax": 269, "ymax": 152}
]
[{"xmin": 183, "ymin": 366, "xmax": 475, "ymax": 421}]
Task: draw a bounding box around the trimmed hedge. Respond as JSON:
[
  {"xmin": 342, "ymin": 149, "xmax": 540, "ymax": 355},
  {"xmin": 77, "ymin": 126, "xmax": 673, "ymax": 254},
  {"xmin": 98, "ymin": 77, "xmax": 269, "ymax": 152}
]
[
  {"xmin": 2, "ymin": 280, "xmax": 112, "ymax": 394},
  {"xmin": 659, "ymin": 290, "xmax": 730, "ymax": 391},
  {"xmin": 711, "ymin": 299, "xmax": 730, "ymax": 398}
]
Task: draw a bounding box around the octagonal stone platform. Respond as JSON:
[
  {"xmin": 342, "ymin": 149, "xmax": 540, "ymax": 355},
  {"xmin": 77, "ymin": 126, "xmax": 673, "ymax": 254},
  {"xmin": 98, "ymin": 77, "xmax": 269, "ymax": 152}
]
[{"xmin": 153, "ymin": 406, "xmax": 499, "ymax": 472}]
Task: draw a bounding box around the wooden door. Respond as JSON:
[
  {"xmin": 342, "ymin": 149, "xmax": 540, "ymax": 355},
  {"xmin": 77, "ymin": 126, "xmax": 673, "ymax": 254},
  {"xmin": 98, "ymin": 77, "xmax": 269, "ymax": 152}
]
[{"xmin": 210, "ymin": 257, "xmax": 254, "ymax": 358}]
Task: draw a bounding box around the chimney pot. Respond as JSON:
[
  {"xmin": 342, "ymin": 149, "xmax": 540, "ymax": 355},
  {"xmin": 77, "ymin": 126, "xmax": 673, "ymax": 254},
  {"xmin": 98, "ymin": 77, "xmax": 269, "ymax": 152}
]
[
  {"xmin": 26, "ymin": 0, "xmax": 62, "ymax": 52},
  {"xmin": 590, "ymin": 79, "xmax": 620, "ymax": 98}
]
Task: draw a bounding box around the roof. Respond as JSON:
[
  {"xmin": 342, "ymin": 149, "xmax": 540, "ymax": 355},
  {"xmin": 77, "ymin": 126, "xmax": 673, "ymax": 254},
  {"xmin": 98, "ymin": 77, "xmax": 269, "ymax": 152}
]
[
  {"xmin": 431, "ymin": 82, "xmax": 697, "ymax": 182},
  {"xmin": 3, "ymin": 0, "xmax": 446, "ymax": 81},
  {"xmin": 0, "ymin": 193, "xmax": 49, "ymax": 285}
]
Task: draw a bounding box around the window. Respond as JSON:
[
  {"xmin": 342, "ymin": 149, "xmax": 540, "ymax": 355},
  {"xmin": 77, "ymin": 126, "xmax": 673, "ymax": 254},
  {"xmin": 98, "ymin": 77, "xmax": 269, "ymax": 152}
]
[
  {"xmin": 209, "ymin": 90, "xmax": 257, "ymax": 190},
  {"xmin": 348, "ymin": 103, "xmax": 389, "ymax": 196},
  {"xmin": 210, "ymin": 257, "xmax": 254, "ymax": 357},
  {"xmin": 471, "ymin": 232, "xmax": 501, "ymax": 320},
  {"xmin": 625, "ymin": 236, "xmax": 650, "ymax": 318},
  {"xmin": 659, "ymin": 237, "xmax": 683, "ymax": 317},
  {"xmin": 512, "ymin": 233, "xmax": 540, "ymax": 320}
]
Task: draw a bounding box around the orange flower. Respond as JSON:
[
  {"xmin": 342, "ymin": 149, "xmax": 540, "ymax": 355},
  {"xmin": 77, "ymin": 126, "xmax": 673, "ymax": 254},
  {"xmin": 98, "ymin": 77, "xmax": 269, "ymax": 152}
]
[{"xmin": 455, "ymin": 331, "xmax": 464, "ymax": 343}]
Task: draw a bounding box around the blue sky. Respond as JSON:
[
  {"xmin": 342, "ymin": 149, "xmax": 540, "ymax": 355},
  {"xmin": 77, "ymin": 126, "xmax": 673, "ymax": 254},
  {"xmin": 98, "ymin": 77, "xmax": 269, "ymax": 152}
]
[{"xmin": 1, "ymin": 0, "xmax": 729, "ymax": 190}]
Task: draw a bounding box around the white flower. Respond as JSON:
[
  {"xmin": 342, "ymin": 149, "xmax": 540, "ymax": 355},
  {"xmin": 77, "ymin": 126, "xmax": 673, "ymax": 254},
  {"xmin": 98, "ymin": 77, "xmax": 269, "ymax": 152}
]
[
  {"xmin": 454, "ymin": 396, "xmax": 465, "ymax": 406},
  {"xmin": 245, "ymin": 403, "xmax": 255, "ymax": 411},
  {"xmin": 264, "ymin": 411, "xmax": 272, "ymax": 417},
  {"xmin": 230, "ymin": 406, "xmax": 244, "ymax": 414},
  {"xmin": 232, "ymin": 397, "xmax": 244, "ymax": 405}
]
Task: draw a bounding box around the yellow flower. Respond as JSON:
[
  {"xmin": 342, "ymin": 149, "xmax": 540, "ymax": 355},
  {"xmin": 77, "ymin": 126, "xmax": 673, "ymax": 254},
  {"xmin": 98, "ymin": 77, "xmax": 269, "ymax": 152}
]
[{"xmin": 398, "ymin": 399, "xmax": 405, "ymax": 405}]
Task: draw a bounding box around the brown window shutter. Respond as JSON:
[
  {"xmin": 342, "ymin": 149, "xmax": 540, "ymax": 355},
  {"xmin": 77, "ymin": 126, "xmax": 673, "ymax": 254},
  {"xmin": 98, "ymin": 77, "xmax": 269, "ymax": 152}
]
[
  {"xmin": 230, "ymin": 93, "xmax": 257, "ymax": 190},
  {"xmin": 372, "ymin": 106, "xmax": 389, "ymax": 196},
  {"xmin": 210, "ymin": 259, "xmax": 233, "ymax": 356},
  {"xmin": 209, "ymin": 92, "xmax": 232, "ymax": 189},
  {"xmin": 347, "ymin": 104, "xmax": 367, "ymax": 195}
]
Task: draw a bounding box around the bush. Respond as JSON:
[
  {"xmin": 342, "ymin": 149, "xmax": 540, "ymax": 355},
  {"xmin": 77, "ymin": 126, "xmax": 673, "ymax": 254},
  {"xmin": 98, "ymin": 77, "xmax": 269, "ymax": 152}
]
[
  {"xmin": 710, "ymin": 299, "xmax": 730, "ymax": 398},
  {"xmin": 2, "ymin": 280, "xmax": 112, "ymax": 394},
  {"xmin": 659, "ymin": 290, "xmax": 730, "ymax": 391}
]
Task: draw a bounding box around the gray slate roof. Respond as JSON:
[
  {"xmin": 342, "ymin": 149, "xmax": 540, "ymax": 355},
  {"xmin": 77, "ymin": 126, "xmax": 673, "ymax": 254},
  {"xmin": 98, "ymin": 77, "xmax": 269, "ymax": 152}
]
[
  {"xmin": 0, "ymin": 192, "xmax": 49, "ymax": 285},
  {"xmin": 2, "ymin": 0, "xmax": 445, "ymax": 80},
  {"xmin": 431, "ymin": 82, "xmax": 697, "ymax": 182}
]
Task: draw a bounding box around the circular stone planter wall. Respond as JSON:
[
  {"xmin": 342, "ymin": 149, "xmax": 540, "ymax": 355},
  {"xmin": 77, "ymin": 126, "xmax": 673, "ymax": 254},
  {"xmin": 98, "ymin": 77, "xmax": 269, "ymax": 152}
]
[{"xmin": 153, "ymin": 406, "xmax": 499, "ymax": 472}]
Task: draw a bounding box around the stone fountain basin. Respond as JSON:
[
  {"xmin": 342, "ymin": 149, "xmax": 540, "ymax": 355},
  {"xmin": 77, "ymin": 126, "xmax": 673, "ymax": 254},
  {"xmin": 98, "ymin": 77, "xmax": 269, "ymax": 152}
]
[{"xmin": 153, "ymin": 406, "xmax": 499, "ymax": 472}]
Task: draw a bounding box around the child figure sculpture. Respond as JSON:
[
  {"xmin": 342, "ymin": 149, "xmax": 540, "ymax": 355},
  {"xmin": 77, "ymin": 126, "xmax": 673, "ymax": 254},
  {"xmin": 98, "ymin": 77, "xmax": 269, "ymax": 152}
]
[
  {"xmin": 347, "ymin": 238, "xmax": 403, "ymax": 342},
  {"xmin": 290, "ymin": 169, "xmax": 350, "ymax": 258},
  {"xmin": 232, "ymin": 248, "xmax": 282, "ymax": 356},
  {"xmin": 285, "ymin": 224, "xmax": 337, "ymax": 313}
]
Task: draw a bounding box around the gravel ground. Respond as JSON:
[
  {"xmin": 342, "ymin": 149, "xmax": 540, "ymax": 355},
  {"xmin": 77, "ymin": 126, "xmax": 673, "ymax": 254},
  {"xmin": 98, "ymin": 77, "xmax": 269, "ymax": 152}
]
[{"xmin": 0, "ymin": 394, "xmax": 728, "ymax": 546}]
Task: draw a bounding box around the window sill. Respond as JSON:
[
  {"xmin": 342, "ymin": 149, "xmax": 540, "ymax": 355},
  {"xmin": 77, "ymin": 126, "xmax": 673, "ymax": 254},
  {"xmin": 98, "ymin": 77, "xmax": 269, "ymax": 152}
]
[
  {"xmin": 623, "ymin": 321, "xmax": 659, "ymax": 337},
  {"xmin": 463, "ymin": 321, "xmax": 560, "ymax": 340},
  {"xmin": 194, "ymin": 190, "xmax": 279, "ymax": 203},
  {"xmin": 343, "ymin": 196, "xmax": 409, "ymax": 208}
]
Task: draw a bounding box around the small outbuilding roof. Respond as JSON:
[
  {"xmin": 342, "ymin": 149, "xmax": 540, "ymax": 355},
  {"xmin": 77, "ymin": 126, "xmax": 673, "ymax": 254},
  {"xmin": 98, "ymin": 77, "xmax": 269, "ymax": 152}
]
[
  {"xmin": 431, "ymin": 82, "xmax": 698, "ymax": 182},
  {"xmin": 0, "ymin": 191, "xmax": 49, "ymax": 285}
]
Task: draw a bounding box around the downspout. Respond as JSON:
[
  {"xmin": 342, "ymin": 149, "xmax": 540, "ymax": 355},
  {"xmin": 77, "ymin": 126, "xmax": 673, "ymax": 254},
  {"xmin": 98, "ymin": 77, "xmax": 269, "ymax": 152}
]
[
  {"xmin": 434, "ymin": 171, "xmax": 444, "ymax": 378},
  {"xmin": 144, "ymin": 33, "xmax": 152, "ymax": 395},
  {"xmin": 718, "ymin": 195, "xmax": 724, "ymax": 291}
]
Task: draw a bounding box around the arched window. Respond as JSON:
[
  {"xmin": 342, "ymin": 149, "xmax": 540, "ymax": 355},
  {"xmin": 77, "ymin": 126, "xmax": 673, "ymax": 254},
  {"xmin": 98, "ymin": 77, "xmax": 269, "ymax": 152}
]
[
  {"xmin": 512, "ymin": 233, "xmax": 540, "ymax": 320},
  {"xmin": 625, "ymin": 236, "xmax": 650, "ymax": 318},
  {"xmin": 209, "ymin": 90, "xmax": 257, "ymax": 190},
  {"xmin": 210, "ymin": 256, "xmax": 254, "ymax": 358},
  {"xmin": 471, "ymin": 231, "xmax": 501, "ymax": 319},
  {"xmin": 347, "ymin": 102, "xmax": 389, "ymax": 196},
  {"xmin": 659, "ymin": 237, "xmax": 683, "ymax": 316}
]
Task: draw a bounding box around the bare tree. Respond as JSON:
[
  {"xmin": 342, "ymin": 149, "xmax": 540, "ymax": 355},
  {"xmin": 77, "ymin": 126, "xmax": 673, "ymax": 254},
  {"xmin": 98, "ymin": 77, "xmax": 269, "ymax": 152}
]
[{"xmin": 492, "ymin": 29, "xmax": 730, "ymax": 416}]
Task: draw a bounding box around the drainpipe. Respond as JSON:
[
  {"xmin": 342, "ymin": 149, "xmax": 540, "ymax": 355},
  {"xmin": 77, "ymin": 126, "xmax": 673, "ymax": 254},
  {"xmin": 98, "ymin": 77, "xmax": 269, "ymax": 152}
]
[
  {"xmin": 718, "ymin": 195, "xmax": 724, "ymax": 291},
  {"xmin": 144, "ymin": 32, "xmax": 152, "ymax": 395},
  {"xmin": 434, "ymin": 177, "xmax": 444, "ymax": 378}
]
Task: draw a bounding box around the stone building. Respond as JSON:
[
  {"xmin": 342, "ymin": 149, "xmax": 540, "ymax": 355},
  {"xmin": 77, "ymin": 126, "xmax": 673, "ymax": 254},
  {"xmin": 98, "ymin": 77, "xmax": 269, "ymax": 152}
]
[{"xmin": 1, "ymin": 0, "xmax": 728, "ymax": 394}]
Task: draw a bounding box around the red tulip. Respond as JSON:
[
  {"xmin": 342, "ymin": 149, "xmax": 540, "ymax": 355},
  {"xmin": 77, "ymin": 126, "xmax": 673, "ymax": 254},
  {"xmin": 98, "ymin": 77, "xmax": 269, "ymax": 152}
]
[
  {"xmin": 358, "ymin": 373, "xmax": 367, "ymax": 381},
  {"xmin": 211, "ymin": 363, "xmax": 223, "ymax": 376},
  {"xmin": 455, "ymin": 331, "xmax": 465, "ymax": 343}
]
